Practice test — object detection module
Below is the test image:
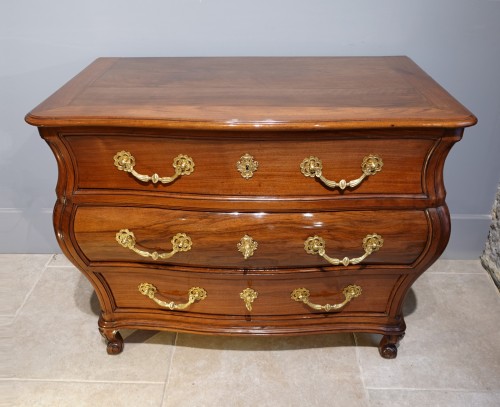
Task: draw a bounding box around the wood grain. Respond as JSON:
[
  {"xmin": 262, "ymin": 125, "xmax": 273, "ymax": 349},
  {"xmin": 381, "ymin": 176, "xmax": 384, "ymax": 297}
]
[
  {"xmin": 65, "ymin": 131, "xmax": 435, "ymax": 196},
  {"xmin": 25, "ymin": 57, "xmax": 476, "ymax": 357},
  {"xmin": 25, "ymin": 57, "xmax": 476, "ymax": 130},
  {"xmin": 73, "ymin": 206, "xmax": 430, "ymax": 267},
  {"xmin": 103, "ymin": 269, "xmax": 403, "ymax": 316}
]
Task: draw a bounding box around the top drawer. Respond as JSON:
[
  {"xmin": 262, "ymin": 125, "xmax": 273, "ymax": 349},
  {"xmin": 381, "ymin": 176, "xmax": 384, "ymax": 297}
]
[{"xmin": 64, "ymin": 133, "xmax": 437, "ymax": 197}]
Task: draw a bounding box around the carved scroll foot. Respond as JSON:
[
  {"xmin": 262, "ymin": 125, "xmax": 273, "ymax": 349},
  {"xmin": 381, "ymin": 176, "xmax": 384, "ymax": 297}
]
[
  {"xmin": 99, "ymin": 327, "xmax": 124, "ymax": 355},
  {"xmin": 378, "ymin": 334, "xmax": 405, "ymax": 359}
]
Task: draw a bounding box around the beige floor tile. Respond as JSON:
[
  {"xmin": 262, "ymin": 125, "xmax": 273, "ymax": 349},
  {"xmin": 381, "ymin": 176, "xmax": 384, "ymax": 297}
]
[
  {"xmin": 368, "ymin": 389, "xmax": 500, "ymax": 407},
  {"xmin": 0, "ymin": 315, "xmax": 14, "ymax": 327},
  {"xmin": 1, "ymin": 320, "xmax": 14, "ymax": 379},
  {"xmin": 162, "ymin": 334, "xmax": 368, "ymax": 407},
  {"xmin": 12, "ymin": 267, "xmax": 176, "ymax": 382},
  {"xmin": 0, "ymin": 254, "xmax": 52, "ymax": 316},
  {"xmin": 5, "ymin": 255, "xmax": 500, "ymax": 405},
  {"xmin": 356, "ymin": 272, "xmax": 500, "ymax": 391},
  {"xmin": 426, "ymin": 259, "xmax": 485, "ymax": 274},
  {"xmin": 6, "ymin": 380, "xmax": 165, "ymax": 407}
]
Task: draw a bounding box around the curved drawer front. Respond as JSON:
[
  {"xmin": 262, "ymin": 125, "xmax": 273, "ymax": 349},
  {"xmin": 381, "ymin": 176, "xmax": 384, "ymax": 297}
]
[
  {"xmin": 73, "ymin": 206, "xmax": 430, "ymax": 267},
  {"xmin": 65, "ymin": 134, "xmax": 435, "ymax": 197},
  {"xmin": 103, "ymin": 270, "xmax": 402, "ymax": 316}
]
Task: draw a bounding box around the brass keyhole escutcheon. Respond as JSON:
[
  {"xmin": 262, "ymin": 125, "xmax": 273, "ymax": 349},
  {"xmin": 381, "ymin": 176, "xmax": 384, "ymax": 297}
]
[
  {"xmin": 237, "ymin": 153, "xmax": 259, "ymax": 179},
  {"xmin": 240, "ymin": 288, "xmax": 258, "ymax": 312},
  {"xmin": 237, "ymin": 235, "xmax": 258, "ymax": 259}
]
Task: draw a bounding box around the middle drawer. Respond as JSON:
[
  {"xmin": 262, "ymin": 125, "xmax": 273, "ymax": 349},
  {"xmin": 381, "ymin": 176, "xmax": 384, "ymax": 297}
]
[{"xmin": 73, "ymin": 206, "xmax": 429, "ymax": 268}]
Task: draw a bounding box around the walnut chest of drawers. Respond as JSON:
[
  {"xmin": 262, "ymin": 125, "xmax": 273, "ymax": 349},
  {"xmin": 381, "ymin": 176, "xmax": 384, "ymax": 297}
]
[{"xmin": 26, "ymin": 57, "xmax": 476, "ymax": 358}]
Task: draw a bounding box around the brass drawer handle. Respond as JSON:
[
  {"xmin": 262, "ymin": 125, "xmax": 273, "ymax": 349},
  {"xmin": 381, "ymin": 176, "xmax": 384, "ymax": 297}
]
[
  {"xmin": 304, "ymin": 234, "xmax": 383, "ymax": 266},
  {"xmin": 116, "ymin": 229, "xmax": 192, "ymax": 260},
  {"xmin": 113, "ymin": 151, "xmax": 194, "ymax": 184},
  {"xmin": 138, "ymin": 283, "xmax": 207, "ymax": 310},
  {"xmin": 300, "ymin": 154, "xmax": 382, "ymax": 190},
  {"xmin": 291, "ymin": 285, "xmax": 362, "ymax": 312}
]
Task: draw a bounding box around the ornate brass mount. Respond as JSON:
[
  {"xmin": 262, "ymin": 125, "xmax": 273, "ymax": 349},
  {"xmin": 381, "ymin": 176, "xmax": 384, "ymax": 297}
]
[
  {"xmin": 240, "ymin": 288, "xmax": 258, "ymax": 311},
  {"xmin": 138, "ymin": 283, "xmax": 207, "ymax": 310},
  {"xmin": 304, "ymin": 234, "xmax": 383, "ymax": 266},
  {"xmin": 114, "ymin": 151, "xmax": 194, "ymax": 184},
  {"xmin": 300, "ymin": 154, "xmax": 383, "ymax": 190},
  {"xmin": 116, "ymin": 229, "xmax": 192, "ymax": 260},
  {"xmin": 236, "ymin": 153, "xmax": 259, "ymax": 179},
  {"xmin": 291, "ymin": 285, "xmax": 362, "ymax": 312},
  {"xmin": 237, "ymin": 234, "xmax": 258, "ymax": 259}
]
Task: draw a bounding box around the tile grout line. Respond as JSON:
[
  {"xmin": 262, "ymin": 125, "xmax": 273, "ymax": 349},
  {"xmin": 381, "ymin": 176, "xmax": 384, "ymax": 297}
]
[
  {"xmin": 353, "ymin": 332, "xmax": 372, "ymax": 406},
  {"xmin": 160, "ymin": 332, "xmax": 179, "ymax": 407},
  {"xmin": 45, "ymin": 254, "xmax": 74, "ymax": 268},
  {"xmin": 428, "ymin": 271, "xmax": 488, "ymax": 275},
  {"xmin": 364, "ymin": 386, "xmax": 500, "ymax": 393},
  {"xmin": 43, "ymin": 254, "xmax": 57, "ymax": 269},
  {"xmin": 12, "ymin": 255, "xmax": 53, "ymax": 321},
  {"xmin": 1, "ymin": 378, "xmax": 165, "ymax": 385}
]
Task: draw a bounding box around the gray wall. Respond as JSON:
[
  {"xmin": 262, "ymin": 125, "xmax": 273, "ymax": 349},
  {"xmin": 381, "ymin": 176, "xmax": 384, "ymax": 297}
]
[{"xmin": 1, "ymin": 0, "xmax": 499, "ymax": 257}]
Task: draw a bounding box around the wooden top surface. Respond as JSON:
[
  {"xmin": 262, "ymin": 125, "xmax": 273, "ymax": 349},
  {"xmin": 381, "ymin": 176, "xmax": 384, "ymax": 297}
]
[{"xmin": 25, "ymin": 56, "xmax": 476, "ymax": 130}]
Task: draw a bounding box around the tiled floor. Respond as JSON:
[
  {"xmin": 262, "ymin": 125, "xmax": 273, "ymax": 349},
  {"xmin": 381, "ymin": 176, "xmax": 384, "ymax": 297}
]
[{"xmin": 1, "ymin": 255, "xmax": 499, "ymax": 406}]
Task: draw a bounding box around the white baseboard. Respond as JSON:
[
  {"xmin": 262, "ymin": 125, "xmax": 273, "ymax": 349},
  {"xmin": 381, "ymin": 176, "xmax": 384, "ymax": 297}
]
[{"xmin": 0, "ymin": 209, "xmax": 492, "ymax": 258}]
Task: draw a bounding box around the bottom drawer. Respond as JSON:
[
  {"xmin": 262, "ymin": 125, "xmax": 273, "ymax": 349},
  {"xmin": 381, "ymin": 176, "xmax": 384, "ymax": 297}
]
[{"xmin": 102, "ymin": 270, "xmax": 402, "ymax": 317}]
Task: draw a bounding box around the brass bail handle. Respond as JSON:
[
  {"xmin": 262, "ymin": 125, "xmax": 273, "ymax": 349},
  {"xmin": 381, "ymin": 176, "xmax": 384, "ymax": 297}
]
[
  {"xmin": 138, "ymin": 283, "xmax": 207, "ymax": 310},
  {"xmin": 291, "ymin": 285, "xmax": 362, "ymax": 312},
  {"xmin": 300, "ymin": 154, "xmax": 383, "ymax": 190},
  {"xmin": 116, "ymin": 229, "xmax": 192, "ymax": 260},
  {"xmin": 304, "ymin": 234, "xmax": 383, "ymax": 266},
  {"xmin": 114, "ymin": 151, "xmax": 194, "ymax": 184}
]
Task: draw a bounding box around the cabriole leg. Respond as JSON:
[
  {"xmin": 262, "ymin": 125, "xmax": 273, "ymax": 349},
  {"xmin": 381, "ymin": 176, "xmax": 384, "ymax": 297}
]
[
  {"xmin": 378, "ymin": 334, "xmax": 405, "ymax": 359},
  {"xmin": 98, "ymin": 327, "xmax": 124, "ymax": 355}
]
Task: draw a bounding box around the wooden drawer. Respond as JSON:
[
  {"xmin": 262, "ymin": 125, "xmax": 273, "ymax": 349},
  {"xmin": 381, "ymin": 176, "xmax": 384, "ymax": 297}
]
[
  {"xmin": 73, "ymin": 206, "xmax": 430, "ymax": 267},
  {"xmin": 65, "ymin": 133, "xmax": 436, "ymax": 197},
  {"xmin": 27, "ymin": 57, "xmax": 476, "ymax": 357},
  {"xmin": 103, "ymin": 269, "xmax": 402, "ymax": 316}
]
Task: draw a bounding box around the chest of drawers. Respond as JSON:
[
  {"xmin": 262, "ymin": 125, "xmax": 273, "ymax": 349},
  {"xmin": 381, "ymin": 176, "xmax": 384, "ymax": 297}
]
[{"xmin": 26, "ymin": 57, "xmax": 476, "ymax": 358}]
